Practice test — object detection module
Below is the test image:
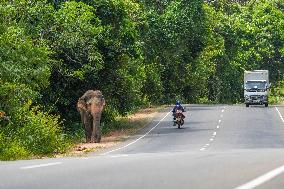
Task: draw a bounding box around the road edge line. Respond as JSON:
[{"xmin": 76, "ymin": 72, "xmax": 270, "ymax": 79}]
[
  {"xmin": 235, "ymin": 165, "xmax": 284, "ymax": 189},
  {"xmin": 275, "ymin": 107, "xmax": 284, "ymax": 122},
  {"xmin": 102, "ymin": 110, "xmax": 172, "ymax": 155}
]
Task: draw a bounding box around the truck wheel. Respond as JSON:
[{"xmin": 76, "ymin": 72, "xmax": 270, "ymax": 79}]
[
  {"xmin": 246, "ymin": 104, "xmax": 249, "ymax": 107},
  {"xmin": 265, "ymin": 103, "xmax": 268, "ymax": 107}
]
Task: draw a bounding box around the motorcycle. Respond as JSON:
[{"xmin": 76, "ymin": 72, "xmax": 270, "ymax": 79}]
[{"xmin": 174, "ymin": 109, "xmax": 185, "ymax": 129}]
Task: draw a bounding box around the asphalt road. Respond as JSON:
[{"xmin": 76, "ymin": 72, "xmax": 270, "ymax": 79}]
[{"xmin": 1, "ymin": 104, "xmax": 284, "ymax": 189}]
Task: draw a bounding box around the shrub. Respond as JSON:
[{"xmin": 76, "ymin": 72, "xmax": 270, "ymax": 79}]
[
  {"xmin": 270, "ymin": 80, "xmax": 284, "ymax": 104},
  {"xmin": 0, "ymin": 101, "xmax": 70, "ymax": 160},
  {"xmin": 14, "ymin": 102, "xmax": 69, "ymax": 155}
]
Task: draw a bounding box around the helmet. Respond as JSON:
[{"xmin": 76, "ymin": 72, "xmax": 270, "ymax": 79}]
[{"xmin": 176, "ymin": 100, "xmax": 181, "ymax": 105}]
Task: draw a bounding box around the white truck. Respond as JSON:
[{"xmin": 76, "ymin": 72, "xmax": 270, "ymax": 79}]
[{"xmin": 244, "ymin": 70, "xmax": 270, "ymax": 107}]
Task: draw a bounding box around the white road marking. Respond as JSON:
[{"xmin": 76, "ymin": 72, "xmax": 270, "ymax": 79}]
[
  {"xmin": 275, "ymin": 107, "xmax": 284, "ymax": 122},
  {"xmin": 20, "ymin": 162, "xmax": 62, "ymax": 170},
  {"xmin": 110, "ymin": 154, "xmax": 129, "ymax": 158},
  {"xmin": 200, "ymin": 108, "xmax": 225, "ymax": 152},
  {"xmin": 235, "ymin": 164, "xmax": 284, "ymax": 189},
  {"xmin": 102, "ymin": 110, "xmax": 172, "ymax": 155}
]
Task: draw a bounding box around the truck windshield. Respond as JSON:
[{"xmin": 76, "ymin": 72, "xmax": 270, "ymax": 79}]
[{"xmin": 245, "ymin": 81, "xmax": 266, "ymax": 90}]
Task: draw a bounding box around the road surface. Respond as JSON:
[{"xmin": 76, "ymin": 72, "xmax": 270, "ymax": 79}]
[{"xmin": 1, "ymin": 105, "xmax": 284, "ymax": 189}]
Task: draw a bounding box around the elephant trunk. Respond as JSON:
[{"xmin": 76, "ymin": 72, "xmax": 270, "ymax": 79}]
[{"xmin": 91, "ymin": 112, "xmax": 102, "ymax": 143}]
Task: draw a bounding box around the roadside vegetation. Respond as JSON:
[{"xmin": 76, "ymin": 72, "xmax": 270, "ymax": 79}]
[{"xmin": 0, "ymin": 0, "xmax": 283, "ymax": 160}]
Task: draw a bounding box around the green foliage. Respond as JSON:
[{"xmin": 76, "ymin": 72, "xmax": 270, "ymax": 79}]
[
  {"xmin": 0, "ymin": 27, "xmax": 51, "ymax": 90},
  {"xmin": 141, "ymin": 0, "xmax": 208, "ymax": 103},
  {"xmin": 82, "ymin": 0, "xmax": 148, "ymax": 114},
  {"xmin": 0, "ymin": 1, "xmax": 69, "ymax": 160},
  {"xmin": 40, "ymin": 1, "xmax": 104, "ymax": 123},
  {"xmin": 198, "ymin": 0, "xmax": 284, "ymax": 103},
  {"xmin": 270, "ymin": 79, "xmax": 284, "ymax": 104},
  {"xmin": 0, "ymin": 81, "xmax": 36, "ymax": 115},
  {"xmin": 15, "ymin": 102, "xmax": 68, "ymax": 155},
  {"xmin": 0, "ymin": 102, "xmax": 69, "ymax": 160},
  {"xmin": 142, "ymin": 63, "xmax": 164, "ymax": 103},
  {"xmin": 0, "ymin": 137, "xmax": 30, "ymax": 161},
  {"xmin": 0, "ymin": 1, "xmax": 53, "ymax": 116}
]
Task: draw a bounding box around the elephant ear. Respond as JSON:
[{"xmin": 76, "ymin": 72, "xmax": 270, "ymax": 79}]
[{"xmin": 77, "ymin": 99, "xmax": 87, "ymax": 111}]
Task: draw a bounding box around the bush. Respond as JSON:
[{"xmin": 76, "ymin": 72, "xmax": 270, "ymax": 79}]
[
  {"xmin": 0, "ymin": 101, "xmax": 70, "ymax": 160},
  {"xmin": 0, "ymin": 132, "xmax": 30, "ymax": 161},
  {"xmin": 270, "ymin": 80, "xmax": 284, "ymax": 104},
  {"xmin": 0, "ymin": 142, "xmax": 29, "ymax": 161},
  {"xmin": 15, "ymin": 102, "xmax": 69, "ymax": 155}
]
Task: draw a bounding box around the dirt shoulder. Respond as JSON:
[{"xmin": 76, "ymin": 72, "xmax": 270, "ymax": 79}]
[{"xmin": 70, "ymin": 105, "xmax": 166, "ymax": 156}]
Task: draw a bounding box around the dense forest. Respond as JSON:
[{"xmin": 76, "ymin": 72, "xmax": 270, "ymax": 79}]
[{"xmin": 0, "ymin": 0, "xmax": 283, "ymax": 160}]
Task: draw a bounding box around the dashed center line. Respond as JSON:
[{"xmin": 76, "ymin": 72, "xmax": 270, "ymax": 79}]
[{"xmin": 200, "ymin": 107, "xmax": 225, "ymax": 151}]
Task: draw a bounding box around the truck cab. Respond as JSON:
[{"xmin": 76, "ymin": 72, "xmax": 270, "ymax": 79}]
[{"xmin": 244, "ymin": 70, "xmax": 269, "ymax": 107}]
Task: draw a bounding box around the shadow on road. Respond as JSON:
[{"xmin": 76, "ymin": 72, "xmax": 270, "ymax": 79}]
[
  {"xmin": 185, "ymin": 107, "xmax": 213, "ymax": 111},
  {"xmin": 246, "ymin": 105, "xmax": 271, "ymax": 109},
  {"xmin": 155, "ymin": 126, "xmax": 214, "ymax": 135}
]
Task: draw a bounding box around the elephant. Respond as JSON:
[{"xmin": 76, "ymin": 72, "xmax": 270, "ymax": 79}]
[{"xmin": 77, "ymin": 90, "xmax": 105, "ymax": 143}]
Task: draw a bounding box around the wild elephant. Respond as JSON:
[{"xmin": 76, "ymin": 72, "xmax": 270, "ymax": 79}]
[{"xmin": 77, "ymin": 90, "xmax": 105, "ymax": 143}]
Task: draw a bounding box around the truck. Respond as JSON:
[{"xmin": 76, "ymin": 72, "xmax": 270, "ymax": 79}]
[{"xmin": 244, "ymin": 70, "xmax": 270, "ymax": 107}]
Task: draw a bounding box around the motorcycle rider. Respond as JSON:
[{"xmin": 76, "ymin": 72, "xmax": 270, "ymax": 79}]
[{"xmin": 172, "ymin": 101, "xmax": 185, "ymax": 126}]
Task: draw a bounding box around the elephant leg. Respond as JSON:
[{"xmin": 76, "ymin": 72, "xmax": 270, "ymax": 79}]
[
  {"xmin": 79, "ymin": 110, "xmax": 90, "ymax": 143},
  {"xmin": 85, "ymin": 114, "xmax": 93, "ymax": 143},
  {"xmin": 91, "ymin": 113, "xmax": 102, "ymax": 143},
  {"xmin": 95, "ymin": 123, "xmax": 101, "ymax": 143},
  {"xmin": 81, "ymin": 111, "xmax": 92, "ymax": 143}
]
